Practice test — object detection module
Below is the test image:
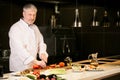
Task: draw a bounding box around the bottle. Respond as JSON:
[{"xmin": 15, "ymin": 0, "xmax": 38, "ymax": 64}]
[
  {"xmin": 91, "ymin": 9, "xmax": 99, "ymax": 27},
  {"xmin": 64, "ymin": 56, "xmax": 72, "ymax": 66},
  {"xmin": 115, "ymin": 11, "xmax": 120, "ymax": 27},
  {"xmin": 62, "ymin": 36, "xmax": 70, "ymax": 55},
  {"xmin": 50, "ymin": 15, "xmax": 56, "ymax": 28},
  {"xmin": 73, "ymin": 8, "xmax": 82, "ymax": 27},
  {"xmin": 102, "ymin": 10, "xmax": 110, "ymax": 27}
]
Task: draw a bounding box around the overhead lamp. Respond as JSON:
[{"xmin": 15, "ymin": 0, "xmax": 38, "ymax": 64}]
[{"xmin": 73, "ymin": 0, "xmax": 82, "ymax": 27}]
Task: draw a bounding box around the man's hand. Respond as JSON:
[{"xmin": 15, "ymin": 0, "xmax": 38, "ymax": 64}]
[
  {"xmin": 36, "ymin": 60, "xmax": 46, "ymax": 68},
  {"xmin": 40, "ymin": 54, "xmax": 48, "ymax": 63},
  {"xmin": 31, "ymin": 59, "xmax": 46, "ymax": 68}
]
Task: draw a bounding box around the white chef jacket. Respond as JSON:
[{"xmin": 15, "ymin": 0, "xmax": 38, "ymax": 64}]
[{"xmin": 8, "ymin": 19, "xmax": 48, "ymax": 72}]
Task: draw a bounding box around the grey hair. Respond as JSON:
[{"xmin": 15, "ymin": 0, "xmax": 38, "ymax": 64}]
[{"xmin": 23, "ymin": 4, "xmax": 37, "ymax": 12}]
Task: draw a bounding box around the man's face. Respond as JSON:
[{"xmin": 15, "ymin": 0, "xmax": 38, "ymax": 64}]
[{"xmin": 23, "ymin": 9, "xmax": 37, "ymax": 25}]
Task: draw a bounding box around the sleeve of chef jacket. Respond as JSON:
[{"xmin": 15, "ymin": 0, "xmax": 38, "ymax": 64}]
[
  {"xmin": 9, "ymin": 26, "xmax": 34, "ymax": 65},
  {"xmin": 35, "ymin": 26, "xmax": 48, "ymax": 58}
]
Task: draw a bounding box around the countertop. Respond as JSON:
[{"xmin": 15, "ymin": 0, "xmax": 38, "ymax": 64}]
[{"xmin": 2, "ymin": 55, "xmax": 120, "ymax": 80}]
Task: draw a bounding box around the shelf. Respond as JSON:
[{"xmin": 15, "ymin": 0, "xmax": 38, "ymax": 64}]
[{"xmin": 52, "ymin": 27, "xmax": 120, "ymax": 34}]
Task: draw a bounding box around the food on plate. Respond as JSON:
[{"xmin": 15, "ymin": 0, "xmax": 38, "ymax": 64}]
[
  {"xmin": 33, "ymin": 70, "xmax": 40, "ymax": 79},
  {"xmin": 40, "ymin": 74, "xmax": 46, "ymax": 80},
  {"xmin": 59, "ymin": 62, "xmax": 65, "ymax": 67},
  {"xmin": 45, "ymin": 62, "xmax": 65, "ymax": 69},
  {"xmin": 48, "ymin": 64, "xmax": 60, "ymax": 68},
  {"xmin": 13, "ymin": 62, "xmax": 66, "ymax": 80},
  {"xmin": 49, "ymin": 64, "xmax": 57, "ymax": 68},
  {"xmin": 47, "ymin": 74, "xmax": 57, "ymax": 80},
  {"xmin": 39, "ymin": 74, "xmax": 58, "ymax": 80},
  {"xmin": 33, "ymin": 64, "xmax": 41, "ymax": 69},
  {"xmin": 85, "ymin": 65, "xmax": 103, "ymax": 71},
  {"xmin": 26, "ymin": 74, "xmax": 37, "ymax": 80},
  {"xmin": 20, "ymin": 69, "xmax": 31, "ymax": 75},
  {"xmin": 45, "ymin": 68, "xmax": 66, "ymax": 75},
  {"xmin": 72, "ymin": 65, "xmax": 81, "ymax": 71},
  {"xmin": 72, "ymin": 64, "xmax": 85, "ymax": 72},
  {"xmin": 19, "ymin": 68, "xmax": 40, "ymax": 79}
]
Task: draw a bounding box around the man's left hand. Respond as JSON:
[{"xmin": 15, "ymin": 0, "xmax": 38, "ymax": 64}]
[{"xmin": 40, "ymin": 54, "xmax": 48, "ymax": 63}]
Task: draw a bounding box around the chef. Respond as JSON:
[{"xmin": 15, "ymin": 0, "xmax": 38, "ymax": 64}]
[{"xmin": 8, "ymin": 3, "xmax": 48, "ymax": 72}]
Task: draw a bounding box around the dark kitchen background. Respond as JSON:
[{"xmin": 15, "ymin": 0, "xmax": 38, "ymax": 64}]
[{"xmin": 0, "ymin": 0, "xmax": 120, "ymax": 73}]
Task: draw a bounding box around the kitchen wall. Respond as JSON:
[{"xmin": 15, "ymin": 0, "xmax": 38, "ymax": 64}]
[
  {"xmin": 0, "ymin": 0, "xmax": 53, "ymax": 50},
  {"xmin": 0, "ymin": 0, "xmax": 120, "ymax": 57}
]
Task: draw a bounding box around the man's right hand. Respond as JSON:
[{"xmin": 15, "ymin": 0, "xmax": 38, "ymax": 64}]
[{"xmin": 36, "ymin": 60, "xmax": 46, "ymax": 68}]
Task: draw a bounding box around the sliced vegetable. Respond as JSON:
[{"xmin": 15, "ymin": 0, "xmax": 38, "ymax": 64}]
[
  {"xmin": 33, "ymin": 64, "xmax": 40, "ymax": 69},
  {"xmin": 26, "ymin": 74, "xmax": 37, "ymax": 80}
]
